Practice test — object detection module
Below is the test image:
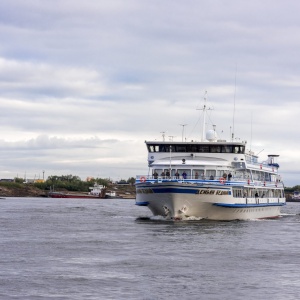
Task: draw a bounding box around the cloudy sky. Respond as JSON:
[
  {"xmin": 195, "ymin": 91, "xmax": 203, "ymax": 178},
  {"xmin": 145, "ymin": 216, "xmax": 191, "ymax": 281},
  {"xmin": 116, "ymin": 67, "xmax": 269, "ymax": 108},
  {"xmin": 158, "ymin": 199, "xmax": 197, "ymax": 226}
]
[{"xmin": 0, "ymin": 0, "xmax": 299, "ymax": 186}]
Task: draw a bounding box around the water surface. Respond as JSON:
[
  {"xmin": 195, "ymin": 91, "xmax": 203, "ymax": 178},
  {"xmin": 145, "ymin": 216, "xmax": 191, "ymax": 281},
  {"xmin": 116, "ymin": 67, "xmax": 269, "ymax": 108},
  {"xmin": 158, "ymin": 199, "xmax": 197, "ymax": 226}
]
[{"xmin": 0, "ymin": 198, "xmax": 300, "ymax": 299}]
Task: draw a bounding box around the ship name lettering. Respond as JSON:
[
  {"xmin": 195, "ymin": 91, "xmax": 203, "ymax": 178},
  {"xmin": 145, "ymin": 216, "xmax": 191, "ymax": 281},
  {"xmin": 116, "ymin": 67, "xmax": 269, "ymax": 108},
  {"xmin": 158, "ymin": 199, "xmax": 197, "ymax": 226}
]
[
  {"xmin": 198, "ymin": 189, "xmax": 215, "ymax": 195},
  {"xmin": 197, "ymin": 189, "xmax": 229, "ymax": 195},
  {"xmin": 216, "ymin": 190, "xmax": 230, "ymax": 195}
]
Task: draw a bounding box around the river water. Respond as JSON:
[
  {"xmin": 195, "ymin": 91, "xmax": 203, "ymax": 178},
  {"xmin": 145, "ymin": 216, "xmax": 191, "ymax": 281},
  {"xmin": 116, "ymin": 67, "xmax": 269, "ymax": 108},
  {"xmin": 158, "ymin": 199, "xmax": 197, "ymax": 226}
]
[{"xmin": 0, "ymin": 197, "xmax": 300, "ymax": 300}]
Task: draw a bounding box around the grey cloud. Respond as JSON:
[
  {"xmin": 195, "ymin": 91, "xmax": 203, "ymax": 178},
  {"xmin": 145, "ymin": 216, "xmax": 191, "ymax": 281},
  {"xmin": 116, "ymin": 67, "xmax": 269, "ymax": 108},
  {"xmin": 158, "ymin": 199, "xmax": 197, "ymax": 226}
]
[{"xmin": 0, "ymin": 0, "xmax": 299, "ymax": 185}]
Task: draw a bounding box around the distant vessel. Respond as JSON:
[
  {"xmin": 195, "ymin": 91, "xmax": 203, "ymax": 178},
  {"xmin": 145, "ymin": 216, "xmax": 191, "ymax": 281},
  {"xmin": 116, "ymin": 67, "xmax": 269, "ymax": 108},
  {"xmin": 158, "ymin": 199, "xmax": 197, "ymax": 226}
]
[
  {"xmin": 288, "ymin": 191, "xmax": 300, "ymax": 202},
  {"xmin": 105, "ymin": 190, "xmax": 117, "ymax": 198},
  {"xmin": 135, "ymin": 99, "xmax": 286, "ymax": 221},
  {"xmin": 48, "ymin": 184, "xmax": 106, "ymax": 199}
]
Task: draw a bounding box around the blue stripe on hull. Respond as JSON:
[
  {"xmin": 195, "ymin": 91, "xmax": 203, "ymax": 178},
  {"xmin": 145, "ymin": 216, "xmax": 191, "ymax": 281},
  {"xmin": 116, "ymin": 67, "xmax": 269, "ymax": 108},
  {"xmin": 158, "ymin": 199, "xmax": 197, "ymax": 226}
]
[
  {"xmin": 137, "ymin": 184, "xmax": 231, "ymax": 194},
  {"xmin": 213, "ymin": 203, "xmax": 285, "ymax": 208},
  {"xmin": 135, "ymin": 201, "xmax": 149, "ymax": 206},
  {"xmin": 151, "ymin": 187, "xmax": 199, "ymax": 194}
]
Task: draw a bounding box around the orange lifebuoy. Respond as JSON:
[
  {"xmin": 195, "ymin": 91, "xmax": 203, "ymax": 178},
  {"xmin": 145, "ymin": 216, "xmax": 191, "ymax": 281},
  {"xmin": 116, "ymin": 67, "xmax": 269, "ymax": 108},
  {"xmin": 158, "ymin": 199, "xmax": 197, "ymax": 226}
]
[
  {"xmin": 140, "ymin": 176, "xmax": 146, "ymax": 183},
  {"xmin": 219, "ymin": 177, "xmax": 225, "ymax": 184}
]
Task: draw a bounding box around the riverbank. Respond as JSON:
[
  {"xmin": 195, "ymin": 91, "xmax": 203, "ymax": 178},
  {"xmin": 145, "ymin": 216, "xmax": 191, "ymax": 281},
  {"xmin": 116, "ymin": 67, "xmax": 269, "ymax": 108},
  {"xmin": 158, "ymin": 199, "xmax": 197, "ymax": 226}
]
[
  {"xmin": 0, "ymin": 183, "xmax": 136, "ymax": 199},
  {"xmin": 0, "ymin": 184, "xmax": 46, "ymax": 197}
]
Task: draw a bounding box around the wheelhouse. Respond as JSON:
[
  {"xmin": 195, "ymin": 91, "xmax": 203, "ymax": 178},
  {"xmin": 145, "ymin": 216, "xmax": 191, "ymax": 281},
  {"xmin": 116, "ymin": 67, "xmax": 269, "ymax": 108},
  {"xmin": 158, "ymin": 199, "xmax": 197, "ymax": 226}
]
[{"xmin": 147, "ymin": 142, "xmax": 245, "ymax": 154}]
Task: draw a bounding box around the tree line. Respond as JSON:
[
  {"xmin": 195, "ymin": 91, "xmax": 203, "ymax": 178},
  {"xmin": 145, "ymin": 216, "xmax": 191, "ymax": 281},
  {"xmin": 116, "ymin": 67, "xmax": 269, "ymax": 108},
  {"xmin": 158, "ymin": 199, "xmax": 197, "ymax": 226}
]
[{"xmin": 12, "ymin": 175, "xmax": 136, "ymax": 192}]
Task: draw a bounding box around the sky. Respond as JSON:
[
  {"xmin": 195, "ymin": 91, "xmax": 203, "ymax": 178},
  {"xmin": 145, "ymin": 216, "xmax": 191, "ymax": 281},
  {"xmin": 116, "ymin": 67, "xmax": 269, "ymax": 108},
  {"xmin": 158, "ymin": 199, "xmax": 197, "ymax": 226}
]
[{"xmin": 0, "ymin": 0, "xmax": 299, "ymax": 187}]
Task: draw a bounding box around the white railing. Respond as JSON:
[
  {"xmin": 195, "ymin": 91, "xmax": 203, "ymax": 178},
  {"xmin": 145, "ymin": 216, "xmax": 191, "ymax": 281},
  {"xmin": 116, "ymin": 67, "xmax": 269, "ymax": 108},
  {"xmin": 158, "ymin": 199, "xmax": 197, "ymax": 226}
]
[{"xmin": 135, "ymin": 175, "xmax": 284, "ymax": 188}]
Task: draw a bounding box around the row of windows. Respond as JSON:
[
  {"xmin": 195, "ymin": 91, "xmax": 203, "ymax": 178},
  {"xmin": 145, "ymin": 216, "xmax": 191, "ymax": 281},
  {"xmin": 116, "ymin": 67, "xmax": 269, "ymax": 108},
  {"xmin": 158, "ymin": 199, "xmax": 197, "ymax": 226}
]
[
  {"xmin": 232, "ymin": 188, "xmax": 284, "ymax": 198},
  {"xmin": 153, "ymin": 169, "xmax": 276, "ymax": 182},
  {"xmin": 147, "ymin": 144, "xmax": 245, "ymax": 154}
]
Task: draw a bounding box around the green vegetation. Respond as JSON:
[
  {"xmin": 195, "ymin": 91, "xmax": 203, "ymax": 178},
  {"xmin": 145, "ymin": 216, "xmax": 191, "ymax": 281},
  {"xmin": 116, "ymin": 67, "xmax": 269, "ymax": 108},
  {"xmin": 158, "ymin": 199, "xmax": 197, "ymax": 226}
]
[
  {"xmin": 127, "ymin": 177, "xmax": 135, "ymax": 185},
  {"xmin": 284, "ymin": 185, "xmax": 300, "ymax": 193},
  {"xmin": 0, "ymin": 181, "xmax": 24, "ymax": 189},
  {"xmin": 11, "ymin": 175, "xmax": 136, "ymax": 192},
  {"xmin": 34, "ymin": 175, "xmax": 107, "ymax": 192},
  {"xmin": 33, "ymin": 175, "xmax": 135, "ymax": 192}
]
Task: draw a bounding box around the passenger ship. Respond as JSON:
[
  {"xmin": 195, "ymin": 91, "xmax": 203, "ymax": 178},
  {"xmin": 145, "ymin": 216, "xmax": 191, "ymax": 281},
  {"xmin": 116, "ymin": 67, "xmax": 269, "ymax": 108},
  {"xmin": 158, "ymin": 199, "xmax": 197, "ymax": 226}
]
[{"xmin": 135, "ymin": 105, "xmax": 286, "ymax": 220}]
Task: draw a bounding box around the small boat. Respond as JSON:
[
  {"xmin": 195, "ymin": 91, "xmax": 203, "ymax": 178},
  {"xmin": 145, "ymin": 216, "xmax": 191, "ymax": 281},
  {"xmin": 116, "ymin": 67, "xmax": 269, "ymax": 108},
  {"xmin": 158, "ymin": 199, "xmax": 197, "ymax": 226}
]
[
  {"xmin": 288, "ymin": 191, "xmax": 300, "ymax": 202},
  {"xmin": 105, "ymin": 190, "xmax": 117, "ymax": 198},
  {"xmin": 135, "ymin": 98, "xmax": 286, "ymax": 221},
  {"xmin": 48, "ymin": 184, "xmax": 107, "ymax": 199}
]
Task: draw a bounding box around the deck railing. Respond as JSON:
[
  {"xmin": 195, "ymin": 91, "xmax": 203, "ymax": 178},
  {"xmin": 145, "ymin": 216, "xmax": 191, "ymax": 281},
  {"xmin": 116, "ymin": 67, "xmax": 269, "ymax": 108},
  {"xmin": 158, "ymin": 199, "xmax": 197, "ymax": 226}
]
[{"xmin": 135, "ymin": 175, "xmax": 284, "ymax": 188}]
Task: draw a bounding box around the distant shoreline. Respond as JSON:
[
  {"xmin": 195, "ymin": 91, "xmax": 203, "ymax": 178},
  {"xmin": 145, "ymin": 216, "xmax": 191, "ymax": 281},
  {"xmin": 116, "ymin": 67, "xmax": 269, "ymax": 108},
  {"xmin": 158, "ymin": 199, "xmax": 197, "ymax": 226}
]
[{"xmin": 0, "ymin": 184, "xmax": 136, "ymax": 199}]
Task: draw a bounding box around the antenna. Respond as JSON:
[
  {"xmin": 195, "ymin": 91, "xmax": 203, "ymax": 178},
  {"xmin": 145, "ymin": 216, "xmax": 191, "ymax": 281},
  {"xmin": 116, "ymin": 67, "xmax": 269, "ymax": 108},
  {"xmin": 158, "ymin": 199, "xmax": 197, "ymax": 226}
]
[
  {"xmin": 160, "ymin": 131, "xmax": 166, "ymax": 141},
  {"xmin": 256, "ymin": 149, "xmax": 264, "ymax": 156},
  {"xmin": 169, "ymin": 145, "xmax": 172, "ymax": 171},
  {"xmin": 179, "ymin": 124, "xmax": 187, "ymax": 142},
  {"xmin": 250, "ymin": 112, "xmax": 252, "ymax": 152},
  {"xmin": 232, "ymin": 64, "xmax": 237, "ymax": 141},
  {"xmin": 197, "ymin": 91, "xmax": 213, "ymax": 142},
  {"xmin": 168, "ymin": 135, "xmax": 175, "ymax": 141}
]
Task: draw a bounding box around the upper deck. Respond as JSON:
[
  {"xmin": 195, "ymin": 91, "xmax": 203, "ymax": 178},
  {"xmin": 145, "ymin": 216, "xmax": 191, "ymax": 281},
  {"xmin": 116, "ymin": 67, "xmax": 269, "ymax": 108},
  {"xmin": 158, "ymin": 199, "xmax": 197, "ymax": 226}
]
[
  {"xmin": 145, "ymin": 140, "xmax": 280, "ymax": 177},
  {"xmin": 146, "ymin": 141, "xmax": 246, "ymax": 154},
  {"xmin": 141, "ymin": 100, "xmax": 282, "ymax": 184}
]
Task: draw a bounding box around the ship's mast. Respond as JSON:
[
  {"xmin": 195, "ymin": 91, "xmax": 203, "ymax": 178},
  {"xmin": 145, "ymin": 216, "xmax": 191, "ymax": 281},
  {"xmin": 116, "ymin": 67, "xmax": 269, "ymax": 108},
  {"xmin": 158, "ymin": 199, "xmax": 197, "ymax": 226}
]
[
  {"xmin": 197, "ymin": 91, "xmax": 212, "ymax": 142},
  {"xmin": 180, "ymin": 124, "xmax": 187, "ymax": 142}
]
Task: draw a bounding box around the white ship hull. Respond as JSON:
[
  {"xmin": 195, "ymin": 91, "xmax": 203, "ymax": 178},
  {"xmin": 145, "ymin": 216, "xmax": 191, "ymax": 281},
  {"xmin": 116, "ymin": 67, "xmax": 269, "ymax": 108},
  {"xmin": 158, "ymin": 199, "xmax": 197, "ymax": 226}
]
[{"xmin": 136, "ymin": 182, "xmax": 285, "ymax": 221}]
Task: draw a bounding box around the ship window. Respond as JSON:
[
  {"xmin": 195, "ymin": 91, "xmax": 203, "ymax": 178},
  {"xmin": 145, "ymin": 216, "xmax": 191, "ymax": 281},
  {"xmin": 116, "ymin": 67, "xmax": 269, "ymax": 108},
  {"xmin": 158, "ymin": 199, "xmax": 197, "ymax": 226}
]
[
  {"xmin": 222, "ymin": 145, "xmax": 233, "ymax": 153},
  {"xmin": 235, "ymin": 171, "xmax": 246, "ymax": 180},
  {"xmin": 233, "ymin": 145, "xmax": 245, "ymax": 154},
  {"xmin": 153, "ymin": 169, "xmax": 163, "ymax": 176},
  {"xmin": 176, "ymin": 145, "xmax": 187, "ymax": 152},
  {"xmin": 189, "ymin": 145, "xmax": 199, "ymax": 152},
  {"xmin": 217, "ymin": 170, "xmax": 226, "ymax": 178},
  {"xmin": 206, "ymin": 170, "xmax": 216, "ymax": 179},
  {"xmin": 177, "ymin": 169, "xmax": 191, "ymax": 179},
  {"xmin": 148, "ymin": 145, "xmax": 160, "ymax": 152},
  {"xmin": 193, "ymin": 169, "xmax": 204, "ymax": 179},
  {"xmin": 233, "ymin": 189, "xmax": 243, "ymax": 198},
  {"xmin": 159, "ymin": 145, "xmax": 167, "ymax": 152},
  {"xmin": 165, "ymin": 145, "xmax": 172, "ymax": 152},
  {"xmin": 265, "ymin": 173, "xmax": 270, "ymax": 181},
  {"xmin": 199, "ymin": 145, "xmax": 209, "ymax": 152},
  {"xmin": 210, "ymin": 146, "xmax": 221, "ymax": 153}
]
